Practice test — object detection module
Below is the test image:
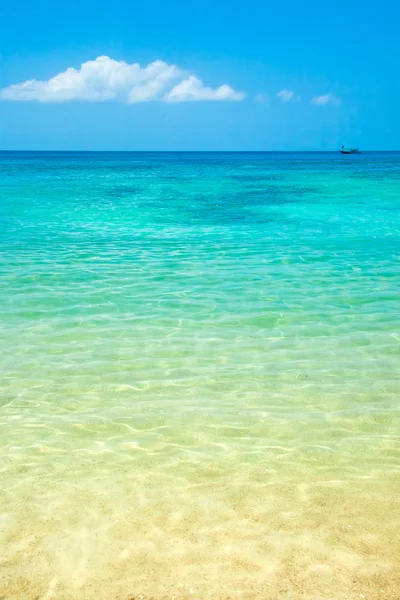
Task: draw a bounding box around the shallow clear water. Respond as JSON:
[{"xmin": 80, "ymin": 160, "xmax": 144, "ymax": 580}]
[{"xmin": 0, "ymin": 151, "xmax": 399, "ymax": 599}]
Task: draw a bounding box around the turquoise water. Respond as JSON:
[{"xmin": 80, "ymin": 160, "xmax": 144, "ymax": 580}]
[{"xmin": 0, "ymin": 151, "xmax": 399, "ymax": 599}]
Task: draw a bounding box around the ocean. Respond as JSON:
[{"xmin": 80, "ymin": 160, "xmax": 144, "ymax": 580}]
[{"xmin": 0, "ymin": 151, "xmax": 399, "ymax": 599}]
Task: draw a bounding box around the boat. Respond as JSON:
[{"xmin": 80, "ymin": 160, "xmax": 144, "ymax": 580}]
[{"xmin": 340, "ymin": 145, "xmax": 361, "ymax": 154}]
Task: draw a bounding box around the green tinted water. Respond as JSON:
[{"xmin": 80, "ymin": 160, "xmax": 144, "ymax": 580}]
[{"xmin": 0, "ymin": 152, "xmax": 399, "ymax": 599}]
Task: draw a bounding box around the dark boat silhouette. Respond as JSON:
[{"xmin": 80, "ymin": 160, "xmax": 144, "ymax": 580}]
[{"xmin": 340, "ymin": 145, "xmax": 361, "ymax": 154}]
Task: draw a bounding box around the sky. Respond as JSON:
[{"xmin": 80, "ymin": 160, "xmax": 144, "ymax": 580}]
[{"xmin": 0, "ymin": 0, "xmax": 399, "ymax": 151}]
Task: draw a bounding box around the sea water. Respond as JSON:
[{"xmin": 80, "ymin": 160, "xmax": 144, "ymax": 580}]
[{"xmin": 0, "ymin": 151, "xmax": 399, "ymax": 599}]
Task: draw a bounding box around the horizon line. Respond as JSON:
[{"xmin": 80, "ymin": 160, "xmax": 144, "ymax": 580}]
[{"xmin": 1, "ymin": 149, "xmax": 398, "ymax": 153}]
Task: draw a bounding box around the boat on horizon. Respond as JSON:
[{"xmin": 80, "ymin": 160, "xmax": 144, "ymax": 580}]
[{"xmin": 340, "ymin": 145, "xmax": 361, "ymax": 154}]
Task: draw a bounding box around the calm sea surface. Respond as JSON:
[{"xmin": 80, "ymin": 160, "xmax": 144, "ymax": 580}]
[{"xmin": 0, "ymin": 152, "xmax": 399, "ymax": 599}]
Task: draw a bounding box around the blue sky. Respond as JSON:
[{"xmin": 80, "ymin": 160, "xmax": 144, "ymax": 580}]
[{"xmin": 0, "ymin": 0, "xmax": 398, "ymax": 150}]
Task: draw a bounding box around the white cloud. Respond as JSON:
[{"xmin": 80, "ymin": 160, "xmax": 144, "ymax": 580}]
[
  {"xmin": 128, "ymin": 62, "xmax": 182, "ymax": 103},
  {"xmin": 163, "ymin": 75, "xmax": 245, "ymax": 102},
  {"xmin": 0, "ymin": 56, "xmax": 245, "ymax": 104},
  {"xmin": 277, "ymin": 89, "xmax": 295, "ymax": 102},
  {"xmin": 311, "ymin": 93, "xmax": 341, "ymax": 106}
]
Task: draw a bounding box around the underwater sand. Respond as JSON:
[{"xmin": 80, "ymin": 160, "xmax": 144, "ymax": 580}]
[{"xmin": 0, "ymin": 151, "xmax": 399, "ymax": 599}]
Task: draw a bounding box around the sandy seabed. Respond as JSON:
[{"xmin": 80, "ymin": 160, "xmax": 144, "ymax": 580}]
[{"xmin": 1, "ymin": 452, "xmax": 399, "ymax": 600}]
